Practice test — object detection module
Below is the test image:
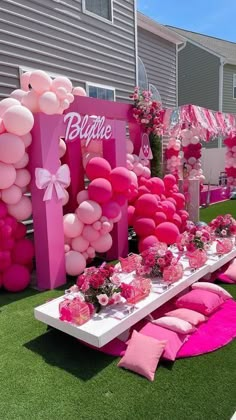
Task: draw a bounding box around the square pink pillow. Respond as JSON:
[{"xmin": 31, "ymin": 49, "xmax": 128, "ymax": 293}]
[
  {"xmin": 165, "ymin": 308, "xmax": 207, "ymax": 326},
  {"xmin": 222, "ymin": 258, "xmax": 236, "ymax": 282},
  {"xmin": 118, "ymin": 330, "xmax": 166, "ymax": 381},
  {"xmin": 175, "ymin": 289, "xmax": 224, "ymax": 316},
  {"xmin": 139, "ymin": 323, "xmax": 187, "ymax": 361},
  {"xmin": 152, "ymin": 316, "xmax": 196, "ymax": 334}
]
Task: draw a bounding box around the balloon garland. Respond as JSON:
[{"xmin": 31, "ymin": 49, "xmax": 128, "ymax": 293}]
[{"xmin": 224, "ymin": 135, "xmax": 236, "ymax": 187}]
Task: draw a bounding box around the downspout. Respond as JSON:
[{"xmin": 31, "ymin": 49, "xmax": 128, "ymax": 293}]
[
  {"xmin": 134, "ymin": 0, "xmax": 138, "ymax": 86},
  {"xmin": 218, "ymin": 57, "xmax": 225, "ymax": 147},
  {"xmin": 176, "ymin": 41, "xmax": 187, "ymax": 107}
]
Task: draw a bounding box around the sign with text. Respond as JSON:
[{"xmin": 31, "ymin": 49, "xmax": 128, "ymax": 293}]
[{"xmin": 64, "ymin": 112, "xmax": 112, "ymax": 145}]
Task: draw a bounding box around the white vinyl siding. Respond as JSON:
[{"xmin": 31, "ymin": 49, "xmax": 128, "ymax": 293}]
[{"xmin": 233, "ymin": 74, "xmax": 236, "ymax": 99}]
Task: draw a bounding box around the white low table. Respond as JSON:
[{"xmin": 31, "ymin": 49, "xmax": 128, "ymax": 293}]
[{"xmin": 34, "ymin": 245, "xmax": 236, "ymax": 348}]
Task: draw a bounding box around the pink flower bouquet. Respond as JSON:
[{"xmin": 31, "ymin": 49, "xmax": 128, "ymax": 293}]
[{"xmin": 209, "ymin": 214, "xmax": 236, "ymax": 237}]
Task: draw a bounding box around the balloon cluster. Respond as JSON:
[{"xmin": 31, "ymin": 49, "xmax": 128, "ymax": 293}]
[
  {"xmin": 181, "ymin": 128, "xmax": 205, "ymax": 184},
  {"xmin": 225, "ymin": 135, "xmax": 236, "ymax": 187},
  {"xmin": 10, "ymin": 70, "xmax": 86, "ymax": 115},
  {"xmin": 165, "ymin": 137, "xmax": 182, "ymax": 178},
  {"xmin": 0, "ymin": 201, "xmax": 34, "ymax": 292},
  {"xmin": 126, "ymin": 139, "xmax": 151, "ymax": 179},
  {"xmin": 128, "ymin": 173, "xmax": 189, "ymax": 252},
  {"xmin": 63, "ymin": 157, "xmax": 132, "ymax": 276}
]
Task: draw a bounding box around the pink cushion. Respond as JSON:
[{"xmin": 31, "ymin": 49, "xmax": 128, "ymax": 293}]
[
  {"xmin": 165, "ymin": 308, "xmax": 207, "ymax": 326},
  {"xmin": 139, "ymin": 323, "xmax": 187, "ymax": 361},
  {"xmin": 191, "ymin": 282, "xmax": 232, "ymax": 300},
  {"xmin": 175, "ymin": 289, "xmax": 224, "ymax": 316},
  {"xmin": 222, "ymin": 258, "xmax": 236, "ymax": 282},
  {"xmin": 117, "ymin": 330, "xmax": 166, "ymax": 381},
  {"xmin": 152, "ymin": 316, "xmax": 196, "ymax": 334},
  {"xmin": 217, "ymin": 273, "xmax": 235, "ymax": 284}
]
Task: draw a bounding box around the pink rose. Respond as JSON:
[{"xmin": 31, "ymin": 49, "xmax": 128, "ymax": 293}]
[{"xmin": 97, "ymin": 294, "xmax": 109, "ymax": 306}]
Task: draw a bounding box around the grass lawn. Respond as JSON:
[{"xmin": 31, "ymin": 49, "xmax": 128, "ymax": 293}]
[{"xmin": 0, "ymin": 201, "xmax": 235, "ymax": 420}]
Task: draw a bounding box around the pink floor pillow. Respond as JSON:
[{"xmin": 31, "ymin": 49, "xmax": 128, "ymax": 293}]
[
  {"xmin": 191, "ymin": 282, "xmax": 232, "ymax": 300},
  {"xmin": 151, "ymin": 316, "xmax": 196, "ymax": 334},
  {"xmin": 218, "ymin": 258, "xmax": 236, "ymax": 283},
  {"xmin": 165, "ymin": 308, "xmax": 207, "ymax": 326},
  {"xmin": 175, "ymin": 289, "xmax": 224, "ymax": 316}
]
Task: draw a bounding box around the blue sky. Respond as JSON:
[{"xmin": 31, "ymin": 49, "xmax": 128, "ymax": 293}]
[{"xmin": 137, "ymin": 0, "xmax": 236, "ymax": 42}]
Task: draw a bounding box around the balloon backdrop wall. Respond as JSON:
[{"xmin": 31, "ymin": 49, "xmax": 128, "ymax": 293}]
[{"xmin": 224, "ymin": 135, "xmax": 236, "ymax": 187}]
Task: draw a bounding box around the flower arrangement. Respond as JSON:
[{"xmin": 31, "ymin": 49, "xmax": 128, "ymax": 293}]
[
  {"xmin": 177, "ymin": 224, "xmax": 211, "ymax": 253},
  {"xmin": 209, "ymin": 214, "xmax": 236, "ymax": 237}
]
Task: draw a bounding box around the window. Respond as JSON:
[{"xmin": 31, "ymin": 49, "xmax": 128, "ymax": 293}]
[
  {"xmin": 86, "ymin": 82, "xmax": 115, "ymax": 101},
  {"xmin": 233, "ymin": 74, "xmax": 236, "ymax": 99},
  {"xmin": 137, "ymin": 57, "xmax": 148, "ymax": 91},
  {"xmin": 82, "ymin": 0, "xmax": 113, "ymax": 22}
]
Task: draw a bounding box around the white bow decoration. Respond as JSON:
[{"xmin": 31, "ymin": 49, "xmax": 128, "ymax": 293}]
[{"xmin": 35, "ymin": 164, "xmax": 71, "ymax": 201}]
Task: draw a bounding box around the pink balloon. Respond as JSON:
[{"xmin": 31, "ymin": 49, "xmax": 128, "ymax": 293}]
[
  {"xmin": 59, "ymin": 138, "xmax": 67, "ymax": 158},
  {"xmin": 171, "ymin": 213, "xmax": 182, "ymax": 228},
  {"xmin": 101, "ymin": 220, "xmax": 113, "ymax": 234},
  {"xmin": 154, "ymin": 211, "xmax": 167, "ymax": 225},
  {"xmin": 4, "ymin": 215, "xmax": 17, "ymax": 232},
  {"xmin": 0, "ymin": 162, "xmax": 16, "ymax": 189},
  {"xmin": 150, "ymin": 178, "xmax": 165, "ymax": 195},
  {"xmin": 3, "ymin": 264, "xmax": 30, "ymax": 292},
  {"xmin": 112, "ymin": 193, "xmax": 127, "ymax": 207},
  {"xmin": 0, "ymin": 98, "xmax": 20, "ymax": 118},
  {"xmin": 1, "ymin": 185, "xmax": 22, "ymax": 205},
  {"xmin": 142, "ymin": 167, "xmax": 151, "ymax": 178},
  {"xmin": 102, "ymin": 201, "xmax": 120, "ymax": 219},
  {"xmin": 126, "ymin": 139, "xmax": 134, "ymax": 154},
  {"xmin": 21, "ymin": 90, "xmax": 39, "ymax": 113},
  {"xmin": 82, "ymin": 225, "xmax": 100, "ymax": 242},
  {"xmin": 163, "ymin": 174, "xmax": 176, "ymax": 189},
  {"xmin": 7, "ymin": 196, "xmax": 32, "ymax": 221},
  {"xmin": 63, "ymin": 213, "xmax": 84, "ymax": 238},
  {"xmin": 64, "ymin": 244, "xmax": 70, "ymax": 253},
  {"xmin": 65, "ymin": 250, "xmax": 86, "ymax": 276},
  {"xmin": 39, "ymin": 92, "xmax": 60, "ymax": 114},
  {"xmin": 138, "ymin": 235, "xmax": 159, "ymax": 253},
  {"xmin": 0, "ymin": 201, "xmax": 8, "ymax": 218},
  {"xmin": 171, "ymin": 193, "xmax": 185, "ymax": 210},
  {"xmin": 71, "ymin": 236, "xmax": 89, "ymax": 253},
  {"xmin": 128, "ymin": 205, "xmax": 135, "ymax": 227},
  {"xmin": 110, "ymin": 167, "xmax": 131, "ymax": 193},
  {"xmin": 61, "ymin": 189, "xmax": 69, "ymax": 206},
  {"xmin": 76, "ymin": 190, "xmax": 89, "ymax": 205},
  {"xmin": 14, "ymin": 152, "xmax": 29, "ymax": 169},
  {"xmin": 87, "ymin": 246, "xmax": 95, "ymax": 259},
  {"xmin": 85, "ymin": 140, "xmax": 102, "ymax": 154},
  {"xmin": 20, "ymin": 71, "xmax": 31, "ymax": 91},
  {"xmin": 14, "ymin": 169, "xmax": 31, "ymax": 188},
  {"xmin": 10, "ymin": 89, "xmax": 26, "ymax": 101},
  {"xmin": 76, "ymin": 200, "xmax": 102, "ymax": 224},
  {"xmin": 86, "ymin": 157, "xmax": 111, "ymax": 181},
  {"xmin": 88, "ymin": 178, "xmax": 112, "ymax": 203},
  {"xmin": 0, "ymin": 133, "xmax": 25, "ymax": 164},
  {"xmin": 0, "ymin": 118, "xmax": 5, "ymax": 134},
  {"xmin": 12, "ymin": 238, "xmax": 34, "ymax": 265},
  {"xmin": 14, "ymin": 222, "xmax": 27, "ymax": 240},
  {"xmin": 0, "ymin": 251, "xmax": 12, "ymax": 272},
  {"xmin": 66, "ymin": 93, "xmax": 74, "ymax": 103},
  {"xmin": 52, "ymin": 76, "xmax": 73, "ymax": 93},
  {"xmin": 134, "ymin": 217, "xmax": 156, "ymax": 237},
  {"xmin": 60, "ymin": 99, "xmax": 70, "ymax": 110},
  {"xmin": 82, "ymin": 152, "xmax": 99, "ymax": 169},
  {"xmin": 161, "ymin": 200, "xmax": 176, "ymax": 218},
  {"xmin": 55, "ymin": 87, "xmax": 67, "ymax": 99},
  {"xmin": 73, "ymin": 86, "xmax": 87, "ymax": 96},
  {"xmin": 135, "ymin": 194, "xmax": 158, "ymax": 217},
  {"xmin": 155, "ymin": 222, "xmax": 180, "ymax": 245},
  {"xmin": 20, "ymin": 133, "xmax": 32, "ymax": 148},
  {"xmin": 133, "ymin": 162, "xmax": 144, "ymax": 176},
  {"xmin": 110, "ymin": 211, "xmax": 121, "ymax": 223},
  {"xmin": 29, "ymin": 70, "xmax": 52, "ymax": 94},
  {"xmin": 91, "ymin": 233, "xmax": 112, "ymax": 253},
  {"xmin": 3, "ymin": 105, "xmax": 34, "ymax": 136},
  {"xmin": 93, "ymin": 221, "xmax": 102, "ymax": 231}
]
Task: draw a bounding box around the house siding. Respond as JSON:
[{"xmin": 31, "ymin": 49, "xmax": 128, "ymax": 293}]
[
  {"xmin": 178, "ymin": 42, "xmax": 220, "ymax": 111},
  {"xmin": 223, "ymin": 64, "xmax": 236, "ymax": 114},
  {"xmin": 138, "ymin": 27, "xmax": 177, "ymax": 108},
  {"xmin": 0, "ymin": 0, "xmax": 136, "ymax": 102}
]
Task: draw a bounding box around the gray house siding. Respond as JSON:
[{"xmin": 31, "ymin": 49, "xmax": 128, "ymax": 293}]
[
  {"xmin": 223, "ymin": 64, "xmax": 236, "ymax": 114},
  {"xmin": 178, "ymin": 42, "xmax": 220, "ymax": 111},
  {"xmin": 138, "ymin": 27, "xmax": 177, "ymax": 108},
  {"xmin": 0, "ymin": 0, "xmax": 136, "ymax": 102}
]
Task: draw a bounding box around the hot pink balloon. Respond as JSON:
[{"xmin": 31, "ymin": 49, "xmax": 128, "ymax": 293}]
[
  {"xmin": 128, "ymin": 205, "xmax": 135, "ymax": 227},
  {"xmin": 138, "ymin": 235, "xmax": 159, "ymax": 253},
  {"xmin": 20, "ymin": 71, "xmax": 31, "ymax": 91},
  {"xmin": 3, "ymin": 105, "xmax": 34, "ymax": 136},
  {"xmin": 14, "ymin": 222, "xmax": 27, "ymax": 240},
  {"xmin": 86, "ymin": 157, "xmax": 111, "ymax": 181},
  {"xmin": 82, "ymin": 152, "xmax": 99, "ymax": 169},
  {"xmin": 39, "ymin": 92, "xmax": 60, "ymax": 115},
  {"xmin": 15, "ymin": 169, "xmax": 31, "ymax": 188},
  {"xmin": 0, "ymin": 251, "xmax": 11, "ymax": 272},
  {"xmin": 155, "ymin": 222, "xmax": 179, "ymax": 245},
  {"xmin": 63, "ymin": 213, "xmax": 84, "ymax": 238},
  {"xmin": 134, "ymin": 217, "xmax": 156, "ymax": 237},
  {"xmin": 65, "ymin": 250, "xmax": 86, "ymax": 276},
  {"xmin": 0, "ymin": 98, "xmax": 20, "ymax": 117},
  {"xmin": 1, "ymin": 185, "xmax": 22, "ymax": 205},
  {"xmin": 0, "ymin": 162, "xmax": 16, "ymax": 189},
  {"xmin": 163, "ymin": 174, "xmax": 176, "ymax": 189},
  {"xmin": 91, "ymin": 232, "xmax": 112, "ymax": 253},
  {"xmin": 73, "ymin": 86, "xmax": 87, "ymax": 96},
  {"xmin": 154, "ymin": 211, "xmax": 167, "ymax": 225},
  {"xmin": 102, "ymin": 201, "xmax": 120, "ymax": 219},
  {"xmin": 76, "ymin": 189, "xmax": 89, "ymax": 205},
  {"xmin": 29, "ymin": 70, "xmax": 52, "ymax": 93},
  {"xmin": 110, "ymin": 167, "xmax": 131, "ymax": 193},
  {"xmin": 135, "ymin": 194, "xmax": 158, "ymax": 217},
  {"xmin": 82, "ymin": 225, "xmax": 100, "ymax": 242},
  {"xmin": 3, "ymin": 264, "xmax": 30, "ymax": 292},
  {"xmin": 76, "ymin": 200, "xmax": 102, "ymax": 224},
  {"xmin": 88, "ymin": 178, "xmax": 112, "ymax": 203},
  {"xmin": 0, "ymin": 133, "xmax": 25, "ymax": 164},
  {"xmin": 12, "ymin": 238, "xmax": 34, "ymax": 265},
  {"xmin": 71, "ymin": 236, "xmax": 89, "ymax": 253},
  {"xmin": 112, "ymin": 193, "xmax": 127, "ymax": 207},
  {"xmin": 150, "ymin": 178, "xmax": 165, "ymax": 195},
  {"xmin": 7, "ymin": 196, "xmax": 32, "ymax": 221}
]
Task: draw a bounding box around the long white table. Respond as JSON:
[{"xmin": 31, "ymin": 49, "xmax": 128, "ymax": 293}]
[{"xmin": 34, "ymin": 246, "xmax": 236, "ymax": 348}]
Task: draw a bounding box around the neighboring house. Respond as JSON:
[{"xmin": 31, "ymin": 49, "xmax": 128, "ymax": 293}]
[{"xmin": 0, "ymin": 0, "xmax": 137, "ymax": 102}]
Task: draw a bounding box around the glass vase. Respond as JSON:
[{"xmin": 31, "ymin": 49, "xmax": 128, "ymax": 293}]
[{"xmin": 188, "ymin": 249, "xmax": 207, "ymax": 269}]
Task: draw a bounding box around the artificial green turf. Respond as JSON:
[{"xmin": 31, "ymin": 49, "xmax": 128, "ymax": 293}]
[
  {"xmin": 200, "ymin": 199, "xmax": 236, "ymax": 223},
  {"xmin": 0, "ymin": 201, "xmax": 236, "ymax": 420}
]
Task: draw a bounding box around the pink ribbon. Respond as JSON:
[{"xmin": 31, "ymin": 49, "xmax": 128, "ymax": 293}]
[{"xmin": 35, "ymin": 164, "xmax": 71, "ymax": 201}]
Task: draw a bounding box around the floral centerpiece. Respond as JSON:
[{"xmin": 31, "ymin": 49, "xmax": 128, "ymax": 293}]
[
  {"xmin": 176, "ymin": 223, "xmax": 209, "ymax": 269},
  {"xmin": 130, "ymin": 87, "xmax": 163, "ymax": 177},
  {"xmin": 209, "ymin": 214, "xmax": 236, "ymax": 237}
]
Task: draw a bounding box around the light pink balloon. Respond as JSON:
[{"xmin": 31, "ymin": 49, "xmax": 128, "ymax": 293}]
[
  {"xmin": 76, "ymin": 189, "xmax": 89, "ymax": 205},
  {"xmin": 133, "ymin": 162, "xmax": 144, "ymax": 176},
  {"xmin": 55, "ymin": 87, "xmax": 67, "ymax": 99},
  {"xmin": 0, "ymin": 133, "xmax": 25, "ymax": 164},
  {"xmin": 8, "ymin": 196, "xmax": 32, "ymax": 221},
  {"xmin": 29, "ymin": 70, "xmax": 52, "ymax": 94},
  {"xmin": 3, "ymin": 105, "xmax": 34, "ymax": 136},
  {"xmin": 73, "ymin": 86, "xmax": 86, "ymax": 96},
  {"xmin": 85, "ymin": 140, "xmax": 102, "ymax": 154},
  {"xmin": 0, "ymin": 162, "xmax": 16, "ymax": 189},
  {"xmin": 21, "ymin": 90, "xmax": 39, "ymax": 113},
  {"xmin": 82, "ymin": 252, "xmax": 89, "ymax": 260},
  {"xmin": 1, "ymin": 185, "xmax": 22, "ymax": 205},
  {"xmin": 10, "ymin": 89, "xmax": 27, "ymax": 101},
  {"xmin": 62, "ymin": 189, "xmax": 69, "ymax": 206},
  {"xmin": 65, "ymin": 250, "xmax": 86, "ymax": 276},
  {"xmin": 0, "ymin": 118, "xmax": 5, "ymax": 134},
  {"xmin": 101, "ymin": 220, "xmax": 113, "ymax": 234},
  {"xmin": 66, "ymin": 93, "xmax": 74, "ymax": 103},
  {"xmin": 82, "ymin": 152, "xmax": 99, "ymax": 169},
  {"xmin": 0, "ymin": 98, "xmax": 21, "ymax": 118},
  {"xmin": 39, "ymin": 92, "xmax": 60, "ymax": 115},
  {"xmin": 20, "ymin": 71, "xmax": 31, "ymax": 91},
  {"xmin": 63, "ymin": 213, "xmax": 84, "ymax": 238},
  {"xmin": 52, "ymin": 76, "xmax": 73, "ymax": 93},
  {"xmin": 111, "ymin": 210, "xmax": 122, "ymax": 223},
  {"xmin": 15, "ymin": 169, "xmax": 31, "ymax": 188},
  {"xmin": 126, "ymin": 139, "xmax": 134, "ymax": 154},
  {"xmin": 20, "ymin": 133, "xmax": 32, "ymax": 148},
  {"xmin": 93, "ymin": 221, "xmax": 102, "ymax": 231},
  {"xmin": 59, "ymin": 138, "xmax": 67, "ymax": 158},
  {"xmin": 82, "ymin": 225, "xmax": 100, "ymax": 242},
  {"xmin": 91, "ymin": 233, "xmax": 112, "ymax": 253},
  {"xmin": 60, "ymin": 99, "xmax": 70, "ymax": 110},
  {"xmin": 76, "ymin": 200, "xmax": 102, "ymax": 224},
  {"xmin": 14, "ymin": 152, "xmax": 29, "ymax": 169},
  {"xmin": 87, "ymin": 246, "xmax": 95, "ymax": 259},
  {"xmin": 71, "ymin": 236, "xmax": 89, "ymax": 253},
  {"xmin": 64, "ymin": 244, "xmax": 70, "ymax": 253}
]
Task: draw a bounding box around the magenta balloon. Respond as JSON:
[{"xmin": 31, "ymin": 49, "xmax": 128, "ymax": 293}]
[
  {"xmin": 171, "ymin": 213, "xmax": 182, "ymax": 229},
  {"xmin": 0, "ymin": 133, "xmax": 25, "ymax": 164},
  {"xmin": 0, "ymin": 162, "xmax": 16, "ymax": 189},
  {"xmin": 154, "ymin": 211, "xmax": 167, "ymax": 225},
  {"xmin": 113, "ymin": 193, "xmax": 127, "ymax": 207},
  {"xmin": 138, "ymin": 235, "xmax": 159, "ymax": 253},
  {"xmin": 2, "ymin": 264, "xmax": 30, "ymax": 292},
  {"xmin": 110, "ymin": 167, "xmax": 131, "ymax": 193},
  {"xmin": 88, "ymin": 178, "xmax": 112, "ymax": 204},
  {"xmin": 171, "ymin": 193, "xmax": 185, "ymax": 210},
  {"xmin": 155, "ymin": 222, "xmax": 180, "ymax": 245},
  {"xmin": 29, "ymin": 70, "xmax": 52, "ymax": 93},
  {"xmin": 4, "ymin": 215, "xmax": 18, "ymax": 232},
  {"xmin": 135, "ymin": 194, "xmax": 159, "ymax": 217},
  {"xmin": 71, "ymin": 236, "xmax": 89, "ymax": 253},
  {"xmin": 150, "ymin": 178, "xmax": 165, "ymax": 195},
  {"xmin": 3, "ymin": 105, "xmax": 34, "ymax": 136},
  {"xmin": 0, "ymin": 98, "xmax": 20, "ymax": 118},
  {"xmin": 102, "ymin": 201, "xmax": 120, "ymax": 219},
  {"xmin": 82, "ymin": 225, "xmax": 100, "ymax": 242},
  {"xmin": 7, "ymin": 196, "xmax": 32, "ymax": 221},
  {"xmin": 63, "ymin": 213, "xmax": 84, "ymax": 238},
  {"xmin": 161, "ymin": 200, "xmax": 176, "ymax": 218},
  {"xmin": 14, "ymin": 222, "xmax": 27, "ymax": 240},
  {"xmin": 128, "ymin": 205, "xmax": 135, "ymax": 227},
  {"xmin": 0, "ymin": 201, "xmax": 8, "ymax": 218},
  {"xmin": 1, "ymin": 185, "xmax": 22, "ymax": 205},
  {"xmin": 14, "ymin": 169, "xmax": 31, "ymax": 188},
  {"xmin": 76, "ymin": 200, "xmax": 102, "ymax": 224},
  {"xmin": 65, "ymin": 251, "xmax": 86, "ymax": 276},
  {"xmin": 0, "ymin": 251, "xmax": 11, "ymax": 272},
  {"xmin": 0, "ymin": 238, "xmax": 15, "ymax": 251},
  {"xmin": 86, "ymin": 157, "xmax": 111, "ymax": 181},
  {"xmin": 91, "ymin": 232, "xmax": 112, "ymax": 253},
  {"xmin": 163, "ymin": 174, "xmax": 176, "ymax": 189},
  {"xmin": 134, "ymin": 217, "xmax": 156, "ymax": 237},
  {"xmin": 12, "ymin": 238, "xmax": 34, "ymax": 265}
]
